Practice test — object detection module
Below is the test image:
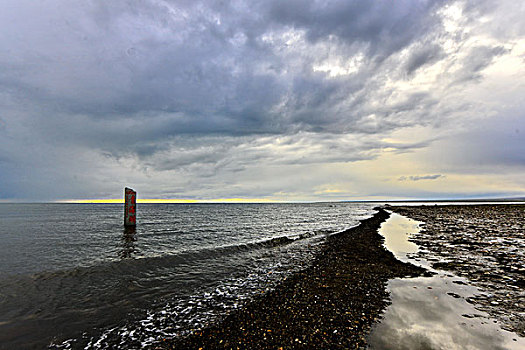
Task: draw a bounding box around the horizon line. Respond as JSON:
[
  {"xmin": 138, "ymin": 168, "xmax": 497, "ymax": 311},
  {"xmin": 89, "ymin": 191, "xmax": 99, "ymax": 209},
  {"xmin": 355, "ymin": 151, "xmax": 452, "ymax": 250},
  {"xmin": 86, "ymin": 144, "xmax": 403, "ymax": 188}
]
[{"xmin": 0, "ymin": 196, "xmax": 522, "ymax": 204}]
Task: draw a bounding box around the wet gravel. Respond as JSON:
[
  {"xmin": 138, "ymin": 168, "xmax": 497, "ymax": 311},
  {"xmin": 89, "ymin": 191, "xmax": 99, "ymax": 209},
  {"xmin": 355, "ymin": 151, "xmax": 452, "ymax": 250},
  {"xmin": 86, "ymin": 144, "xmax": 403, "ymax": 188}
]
[
  {"xmin": 390, "ymin": 204, "xmax": 525, "ymax": 337},
  {"xmin": 152, "ymin": 208, "xmax": 427, "ymax": 349}
]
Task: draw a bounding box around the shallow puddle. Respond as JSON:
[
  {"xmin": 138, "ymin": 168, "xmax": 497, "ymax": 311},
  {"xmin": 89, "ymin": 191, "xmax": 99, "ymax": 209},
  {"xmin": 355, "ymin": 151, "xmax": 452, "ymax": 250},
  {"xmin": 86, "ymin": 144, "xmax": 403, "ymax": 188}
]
[
  {"xmin": 368, "ymin": 213, "xmax": 525, "ymax": 350},
  {"xmin": 377, "ymin": 213, "xmax": 419, "ymax": 261}
]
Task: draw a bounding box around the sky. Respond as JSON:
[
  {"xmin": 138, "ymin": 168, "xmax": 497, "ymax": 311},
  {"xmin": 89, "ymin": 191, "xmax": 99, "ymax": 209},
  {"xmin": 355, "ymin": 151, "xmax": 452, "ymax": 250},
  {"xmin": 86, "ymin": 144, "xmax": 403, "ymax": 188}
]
[{"xmin": 1, "ymin": 0, "xmax": 524, "ymax": 202}]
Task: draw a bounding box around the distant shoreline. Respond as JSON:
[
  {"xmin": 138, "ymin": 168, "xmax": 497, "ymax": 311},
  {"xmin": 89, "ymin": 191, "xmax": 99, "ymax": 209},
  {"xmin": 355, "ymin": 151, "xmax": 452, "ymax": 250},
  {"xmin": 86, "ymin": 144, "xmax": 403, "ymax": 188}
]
[{"xmin": 1, "ymin": 198, "xmax": 524, "ymax": 205}]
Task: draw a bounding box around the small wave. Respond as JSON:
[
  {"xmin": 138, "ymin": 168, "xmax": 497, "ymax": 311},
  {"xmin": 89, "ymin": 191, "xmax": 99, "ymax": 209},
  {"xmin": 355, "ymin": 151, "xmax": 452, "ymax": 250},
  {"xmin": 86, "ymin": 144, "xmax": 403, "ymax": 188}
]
[
  {"xmin": 31, "ymin": 232, "xmax": 318, "ymax": 283},
  {"xmin": 0, "ymin": 232, "xmax": 323, "ymax": 330},
  {"xmin": 52, "ymin": 240, "xmax": 323, "ymax": 349}
]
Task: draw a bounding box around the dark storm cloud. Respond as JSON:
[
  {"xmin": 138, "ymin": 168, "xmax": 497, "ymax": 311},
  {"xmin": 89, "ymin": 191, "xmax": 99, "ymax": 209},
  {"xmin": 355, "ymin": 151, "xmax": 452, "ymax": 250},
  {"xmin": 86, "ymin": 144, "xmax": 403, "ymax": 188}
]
[
  {"xmin": 269, "ymin": 0, "xmax": 441, "ymax": 58},
  {"xmin": 0, "ymin": 0, "xmax": 445, "ymax": 137},
  {"xmin": 1, "ymin": 0, "xmax": 523, "ymax": 200},
  {"xmin": 0, "ymin": 1, "xmax": 450, "ymax": 160}
]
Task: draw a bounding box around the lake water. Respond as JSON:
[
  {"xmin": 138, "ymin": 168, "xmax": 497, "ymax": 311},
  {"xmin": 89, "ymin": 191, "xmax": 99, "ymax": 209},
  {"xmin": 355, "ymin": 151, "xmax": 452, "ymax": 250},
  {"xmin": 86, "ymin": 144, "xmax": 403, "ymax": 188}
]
[{"xmin": 0, "ymin": 203, "xmax": 375, "ymax": 349}]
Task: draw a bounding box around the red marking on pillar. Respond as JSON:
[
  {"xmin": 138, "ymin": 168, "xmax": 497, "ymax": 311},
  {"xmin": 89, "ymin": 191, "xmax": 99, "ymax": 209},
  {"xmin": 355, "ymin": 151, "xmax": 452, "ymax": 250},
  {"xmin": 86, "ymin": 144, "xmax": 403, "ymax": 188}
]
[{"xmin": 124, "ymin": 187, "xmax": 137, "ymax": 226}]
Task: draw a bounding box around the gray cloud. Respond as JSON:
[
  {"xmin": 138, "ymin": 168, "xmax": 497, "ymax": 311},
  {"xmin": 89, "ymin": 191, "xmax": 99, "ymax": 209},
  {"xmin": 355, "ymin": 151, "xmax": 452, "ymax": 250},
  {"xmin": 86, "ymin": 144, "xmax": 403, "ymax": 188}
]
[
  {"xmin": 269, "ymin": 0, "xmax": 441, "ymax": 58},
  {"xmin": 426, "ymin": 112, "xmax": 525, "ymax": 172},
  {"xmin": 405, "ymin": 44, "xmax": 444, "ymax": 76},
  {"xmin": 451, "ymin": 45, "xmax": 508, "ymax": 85},
  {"xmin": 0, "ymin": 0, "xmax": 524, "ymax": 200},
  {"xmin": 398, "ymin": 175, "xmax": 444, "ymax": 182},
  {"xmin": 0, "ymin": 0, "xmax": 445, "ymax": 136}
]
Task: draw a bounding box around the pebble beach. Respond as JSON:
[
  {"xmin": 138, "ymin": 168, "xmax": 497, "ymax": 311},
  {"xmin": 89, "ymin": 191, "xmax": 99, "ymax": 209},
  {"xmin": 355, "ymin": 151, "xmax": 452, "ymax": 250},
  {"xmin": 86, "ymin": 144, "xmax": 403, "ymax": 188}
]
[
  {"xmin": 155, "ymin": 208, "xmax": 427, "ymax": 349},
  {"xmin": 153, "ymin": 204, "xmax": 524, "ymax": 349}
]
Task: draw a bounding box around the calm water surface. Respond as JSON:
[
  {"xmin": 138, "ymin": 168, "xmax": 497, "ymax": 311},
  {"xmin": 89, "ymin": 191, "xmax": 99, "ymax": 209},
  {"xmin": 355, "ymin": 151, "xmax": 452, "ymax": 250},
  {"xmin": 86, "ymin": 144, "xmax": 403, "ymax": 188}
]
[{"xmin": 0, "ymin": 203, "xmax": 374, "ymax": 349}]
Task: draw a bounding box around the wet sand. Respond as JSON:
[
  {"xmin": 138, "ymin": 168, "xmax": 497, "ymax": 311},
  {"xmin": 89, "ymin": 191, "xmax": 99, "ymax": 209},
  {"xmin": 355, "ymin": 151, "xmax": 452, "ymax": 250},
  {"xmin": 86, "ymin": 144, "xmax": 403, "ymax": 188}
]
[
  {"xmin": 390, "ymin": 204, "xmax": 525, "ymax": 337},
  {"xmin": 369, "ymin": 212, "xmax": 524, "ymax": 349},
  {"xmin": 154, "ymin": 208, "xmax": 427, "ymax": 349}
]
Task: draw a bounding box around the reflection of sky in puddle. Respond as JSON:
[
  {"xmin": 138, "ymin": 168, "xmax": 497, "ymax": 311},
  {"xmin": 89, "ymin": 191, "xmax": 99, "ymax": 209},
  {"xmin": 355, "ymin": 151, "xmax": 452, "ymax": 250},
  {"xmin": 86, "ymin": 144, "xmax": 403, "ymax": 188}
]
[
  {"xmin": 369, "ymin": 213, "xmax": 525, "ymax": 350},
  {"xmin": 378, "ymin": 213, "xmax": 420, "ymax": 262}
]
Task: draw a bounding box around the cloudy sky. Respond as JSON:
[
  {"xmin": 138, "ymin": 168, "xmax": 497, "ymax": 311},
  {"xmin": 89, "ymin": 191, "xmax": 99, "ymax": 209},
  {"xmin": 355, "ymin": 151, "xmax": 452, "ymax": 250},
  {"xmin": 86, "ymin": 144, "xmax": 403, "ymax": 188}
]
[{"xmin": 1, "ymin": 0, "xmax": 524, "ymax": 202}]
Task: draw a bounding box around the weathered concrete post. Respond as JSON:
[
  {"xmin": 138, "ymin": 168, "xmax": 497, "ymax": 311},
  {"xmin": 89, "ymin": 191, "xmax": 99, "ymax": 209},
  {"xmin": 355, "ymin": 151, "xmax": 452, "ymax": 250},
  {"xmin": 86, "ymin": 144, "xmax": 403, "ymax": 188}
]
[{"xmin": 124, "ymin": 187, "xmax": 137, "ymax": 227}]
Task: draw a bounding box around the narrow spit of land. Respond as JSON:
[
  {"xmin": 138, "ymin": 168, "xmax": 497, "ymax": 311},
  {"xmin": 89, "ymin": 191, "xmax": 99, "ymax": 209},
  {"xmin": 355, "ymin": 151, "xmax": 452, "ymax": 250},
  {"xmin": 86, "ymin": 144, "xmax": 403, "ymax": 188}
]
[{"xmin": 154, "ymin": 208, "xmax": 427, "ymax": 349}]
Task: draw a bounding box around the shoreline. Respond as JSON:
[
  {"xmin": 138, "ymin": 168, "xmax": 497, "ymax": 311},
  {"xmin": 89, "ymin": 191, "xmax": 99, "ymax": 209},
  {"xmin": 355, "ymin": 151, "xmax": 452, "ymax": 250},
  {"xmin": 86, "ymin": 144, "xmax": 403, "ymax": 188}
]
[{"xmin": 156, "ymin": 207, "xmax": 427, "ymax": 349}]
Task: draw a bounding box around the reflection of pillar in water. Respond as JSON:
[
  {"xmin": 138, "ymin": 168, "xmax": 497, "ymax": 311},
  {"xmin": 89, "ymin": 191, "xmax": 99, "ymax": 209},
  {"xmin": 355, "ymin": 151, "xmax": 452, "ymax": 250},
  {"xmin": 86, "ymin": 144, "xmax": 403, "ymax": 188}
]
[
  {"xmin": 121, "ymin": 226, "xmax": 137, "ymax": 259},
  {"xmin": 124, "ymin": 187, "xmax": 137, "ymax": 226}
]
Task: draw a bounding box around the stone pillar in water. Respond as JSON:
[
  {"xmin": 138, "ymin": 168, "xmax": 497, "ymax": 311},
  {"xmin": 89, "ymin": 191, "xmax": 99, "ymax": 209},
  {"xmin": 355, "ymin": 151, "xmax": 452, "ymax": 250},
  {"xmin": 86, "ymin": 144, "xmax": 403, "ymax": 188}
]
[{"xmin": 124, "ymin": 187, "xmax": 137, "ymax": 226}]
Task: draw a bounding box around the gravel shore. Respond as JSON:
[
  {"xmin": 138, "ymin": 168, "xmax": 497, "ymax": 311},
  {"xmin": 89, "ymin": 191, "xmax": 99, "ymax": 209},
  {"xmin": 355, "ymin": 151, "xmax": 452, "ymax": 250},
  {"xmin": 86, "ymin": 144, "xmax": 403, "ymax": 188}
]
[
  {"xmin": 154, "ymin": 208, "xmax": 427, "ymax": 349},
  {"xmin": 390, "ymin": 204, "xmax": 525, "ymax": 337}
]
